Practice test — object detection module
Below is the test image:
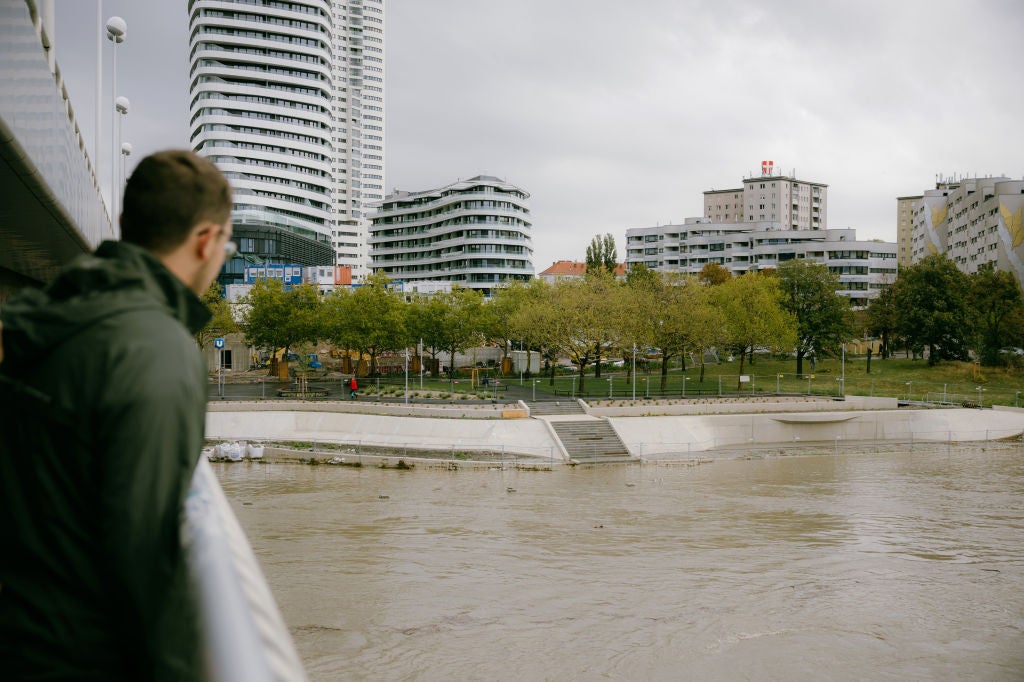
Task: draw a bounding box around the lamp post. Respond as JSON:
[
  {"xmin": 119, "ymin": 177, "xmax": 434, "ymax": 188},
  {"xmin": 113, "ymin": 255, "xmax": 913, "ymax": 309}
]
[
  {"xmin": 906, "ymin": 381, "xmax": 912, "ymax": 402},
  {"xmin": 608, "ymin": 376, "xmax": 613, "ymax": 399},
  {"xmin": 841, "ymin": 342, "xmax": 846, "ymax": 397},
  {"xmin": 976, "ymin": 386, "xmax": 983, "ymax": 409},
  {"xmin": 119, "ymin": 137, "xmax": 131, "ymax": 221},
  {"xmin": 631, "ymin": 343, "xmax": 636, "ymax": 401},
  {"xmin": 106, "ymin": 16, "xmax": 126, "ymax": 226}
]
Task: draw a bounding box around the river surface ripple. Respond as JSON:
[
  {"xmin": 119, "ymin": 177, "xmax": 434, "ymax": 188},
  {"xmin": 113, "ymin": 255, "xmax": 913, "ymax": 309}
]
[{"xmin": 215, "ymin": 448, "xmax": 1024, "ymax": 681}]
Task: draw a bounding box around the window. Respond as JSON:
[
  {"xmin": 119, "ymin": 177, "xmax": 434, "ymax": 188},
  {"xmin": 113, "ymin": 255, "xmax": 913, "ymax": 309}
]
[{"xmin": 240, "ymin": 237, "xmax": 257, "ymax": 253}]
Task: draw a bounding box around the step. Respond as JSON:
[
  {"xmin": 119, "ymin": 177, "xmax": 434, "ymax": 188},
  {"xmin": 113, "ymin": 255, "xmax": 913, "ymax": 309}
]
[
  {"xmin": 550, "ymin": 419, "xmax": 633, "ymax": 463},
  {"xmin": 525, "ymin": 400, "xmax": 586, "ymax": 416}
]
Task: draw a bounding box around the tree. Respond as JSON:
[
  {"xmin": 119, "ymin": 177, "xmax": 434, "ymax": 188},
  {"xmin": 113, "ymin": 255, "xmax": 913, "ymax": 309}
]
[
  {"xmin": 433, "ymin": 286, "xmax": 487, "ymax": 388},
  {"xmin": 527, "ymin": 276, "xmax": 613, "ymax": 392},
  {"xmin": 968, "ymin": 265, "xmax": 1024, "ymax": 366},
  {"xmin": 776, "ymin": 259, "xmax": 854, "ymax": 375},
  {"xmin": 698, "ymin": 262, "xmax": 732, "ymax": 286},
  {"xmin": 714, "ymin": 273, "xmax": 796, "ymax": 387},
  {"xmin": 405, "ymin": 293, "xmax": 446, "ymax": 376},
  {"xmin": 485, "ymin": 281, "xmax": 531, "ymax": 373},
  {"xmin": 324, "ymin": 270, "xmax": 407, "ymax": 376},
  {"xmin": 866, "ymin": 283, "xmax": 898, "ymax": 359},
  {"xmin": 585, "ymin": 233, "xmax": 618, "ymax": 275},
  {"xmin": 892, "ymin": 254, "xmax": 971, "ymax": 366},
  {"xmin": 195, "ymin": 282, "xmax": 238, "ymax": 352},
  {"xmin": 240, "ymin": 279, "xmax": 322, "ymax": 378}
]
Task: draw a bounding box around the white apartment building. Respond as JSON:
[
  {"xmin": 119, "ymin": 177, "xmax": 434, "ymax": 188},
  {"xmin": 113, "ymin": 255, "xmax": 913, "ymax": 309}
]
[
  {"xmin": 704, "ymin": 166, "xmax": 828, "ymax": 230},
  {"xmin": 369, "ymin": 176, "xmax": 535, "ymax": 297},
  {"xmin": 625, "ymin": 219, "xmax": 896, "ymax": 307},
  {"xmin": 188, "ymin": 0, "xmax": 384, "ymax": 281},
  {"xmin": 910, "ymin": 176, "xmax": 1024, "ymax": 288}
]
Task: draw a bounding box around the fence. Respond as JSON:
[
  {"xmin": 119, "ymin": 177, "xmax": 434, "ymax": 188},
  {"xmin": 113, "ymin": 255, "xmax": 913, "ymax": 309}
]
[{"xmin": 634, "ymin": 427, "xmax": 1024, "ymax": 461}]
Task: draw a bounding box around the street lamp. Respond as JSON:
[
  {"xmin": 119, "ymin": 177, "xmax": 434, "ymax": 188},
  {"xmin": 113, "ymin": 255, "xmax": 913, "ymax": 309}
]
[
  {"xmin": 608, "ymin": 376, "xmax": 613, "ymax": 399},
  {"xmin": 106, "ymin": 16, "xmax": 126, "ymax": 227},
  {"xmin": 632, "ymin": 343, "xmax": 636, "ymax": 401},
  {"xmin": 905, "ymin": 381, "xmax": 912, "ymax": 402},
  {"xmin": 840, "ymin": 342, "xmax": 846, "ymax": 397},
  {"xmin": 113, "ymin": 96, "xmax": 129, "ymax": 230}
]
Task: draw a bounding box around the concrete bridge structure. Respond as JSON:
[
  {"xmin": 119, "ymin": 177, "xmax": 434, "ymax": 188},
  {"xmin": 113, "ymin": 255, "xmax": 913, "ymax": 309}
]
[{"xmin": 1, "ymin": 0, "xmax": 111, "ymax": 295}]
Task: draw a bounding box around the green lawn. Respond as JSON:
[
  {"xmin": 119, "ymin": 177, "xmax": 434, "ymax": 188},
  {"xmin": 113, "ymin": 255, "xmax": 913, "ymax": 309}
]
[
  {"xmin": 362, "ymin": 355, "xmax": 1024, "ymax": 407},
  {"xmin": 513, "ymin": 356, "xmax": 1023, "ymax": 407}
]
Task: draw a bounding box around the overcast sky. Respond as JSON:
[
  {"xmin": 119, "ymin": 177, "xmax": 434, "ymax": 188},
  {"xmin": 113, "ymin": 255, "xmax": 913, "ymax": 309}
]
[{"xmin": 55, "ymin": 0, "xmax": 1024, "ymax": 270}]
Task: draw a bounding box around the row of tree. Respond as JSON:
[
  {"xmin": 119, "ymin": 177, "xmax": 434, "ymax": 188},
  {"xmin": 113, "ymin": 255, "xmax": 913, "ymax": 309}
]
[
  {"xmin": 866, "ymin": 255, "xmax": 1024, "ymax": 366},
  {"xmin": 201, "ymin": 253, "xmax": 1024, "ymax": 388}
]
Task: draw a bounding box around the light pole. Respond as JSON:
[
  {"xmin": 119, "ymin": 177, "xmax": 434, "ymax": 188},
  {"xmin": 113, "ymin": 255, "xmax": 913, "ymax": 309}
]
[
  {"xmin": 976, "ymin": 386, "xmax": 983, "ymax": 409},
  {"xmin": 119, "ymin": 138, "xmax": 131, "ymax": 225},
  {"xmin": 1016, "ymin": 390, "xmax": 1020, "ymax": 408},
  {"xmin": 106, "ymin": 16, "xmax": 126, "ymax": 226},
  {"xmin": 681, "ymin": 376, "xmax": 686, "ymax": 397},
  {"xmin": 906, "ymin": 381, "xmax": 912, "ymax": 402},
  {"xmin": 532, "ymin": 379, "xmax": 538, "ymax": 401},
  {"xmin": 841, "ymin": 342, "xmax": 846, "ymax": 397},
  {"xmin": 120, "ymin": 142, "xmax": 132, "ymax": 189},
  {"xmin": 608, "ymin": 376, "xmax": 613, "ymax": 399},
  {"xmin": 404, "ymin": 345, "xmax": 409, "ymax": 404},
  {"xmin": 632, "ymin": 343, "xmax": 636, "ymax": 401},
  {"xmin": 95, "ymin": 1, "xmax": 102, "ymax": 196}
]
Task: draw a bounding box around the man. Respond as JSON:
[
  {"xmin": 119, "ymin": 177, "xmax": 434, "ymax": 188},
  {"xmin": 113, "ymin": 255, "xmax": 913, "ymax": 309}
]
[{"xmin": 0, "ymin": 150, "xmax": 234, "ymax": 680}]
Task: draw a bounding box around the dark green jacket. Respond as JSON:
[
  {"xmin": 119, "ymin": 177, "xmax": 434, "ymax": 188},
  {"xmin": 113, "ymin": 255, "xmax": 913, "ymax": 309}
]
[{"xmin": 0, "ymin": 241, "xmax": 211, "ymax": 680}]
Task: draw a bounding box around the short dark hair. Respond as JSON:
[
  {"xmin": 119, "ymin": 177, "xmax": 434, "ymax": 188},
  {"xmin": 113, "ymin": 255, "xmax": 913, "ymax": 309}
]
[{"xmin": 120, "ymin": 150, "xmax": 232, "ymax": 253}]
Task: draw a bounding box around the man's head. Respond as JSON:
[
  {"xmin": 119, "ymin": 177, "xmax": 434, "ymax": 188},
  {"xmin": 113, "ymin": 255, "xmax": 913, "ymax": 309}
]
[{"xmin": 120, "ymin": 150, "xmax": 234, "ymax": 294}]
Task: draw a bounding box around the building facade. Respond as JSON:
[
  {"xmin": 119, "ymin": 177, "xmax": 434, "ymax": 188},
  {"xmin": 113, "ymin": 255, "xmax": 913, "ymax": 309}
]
[
  {"xmin": 703, "ymin": 165, "xmax": 828, "ymax": 230},
  {"xmin": 896, "ymin": 195, "xmax": 920, "ymax": 267},
  {"xmin": 625, "ymin": 219, "xmax": 896, "ymax": 307},
  {"xmin": 187, "ymin": 0, "xmax": 384, "ymax": 282},
  {"xmin": 369, "ymin": 176, "xmax": 535, "ymax": 297},
  {"xmin": 910, "ymin": 176, "xmax": 1024, "ymax": 288}
]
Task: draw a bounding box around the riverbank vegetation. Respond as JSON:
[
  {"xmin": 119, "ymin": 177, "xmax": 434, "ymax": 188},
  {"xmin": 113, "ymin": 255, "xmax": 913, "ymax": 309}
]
[{"xmin": 206, "ymin": 255, "xmax": 1024, "ymax": 405}]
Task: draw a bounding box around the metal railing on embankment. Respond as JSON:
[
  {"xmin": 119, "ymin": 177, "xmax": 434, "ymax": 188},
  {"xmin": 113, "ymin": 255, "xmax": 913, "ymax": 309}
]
[{"xmin": 634, "ymin": 427, "xmax": 1024, "ymax": 461}]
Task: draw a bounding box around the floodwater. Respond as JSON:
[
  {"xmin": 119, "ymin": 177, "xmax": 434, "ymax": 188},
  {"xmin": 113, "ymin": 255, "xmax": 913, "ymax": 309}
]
[{"xmin": 215, "ymin": 448, "xmax": 1024, "ymax": 681}]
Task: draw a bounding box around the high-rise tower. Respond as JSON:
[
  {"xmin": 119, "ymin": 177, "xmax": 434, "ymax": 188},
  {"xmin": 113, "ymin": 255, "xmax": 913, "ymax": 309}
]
[{"xmin": 188, "ymin": 0, "xmax": 384, "ymax": 283}]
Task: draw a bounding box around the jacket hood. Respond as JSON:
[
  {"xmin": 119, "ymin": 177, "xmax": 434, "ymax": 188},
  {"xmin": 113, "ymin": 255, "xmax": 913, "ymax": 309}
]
[{"xmin": 1, "ymin": 241, "xmax": 211, "ymax": 367}]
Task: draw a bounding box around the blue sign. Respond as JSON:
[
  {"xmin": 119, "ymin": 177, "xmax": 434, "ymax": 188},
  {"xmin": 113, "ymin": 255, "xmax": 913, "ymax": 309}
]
[{"xmin": 214, "ymin": 337, "xmax": 225, "ymax": 349}]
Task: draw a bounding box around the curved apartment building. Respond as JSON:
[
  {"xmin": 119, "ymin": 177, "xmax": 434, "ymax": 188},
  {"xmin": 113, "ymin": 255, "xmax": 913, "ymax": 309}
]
[
  {"xmin": 188, "ymin": 0, "xmax": 384, "ymax": 282},
  {"xmin": 369, "ymin": 176, "xmax": 535, "ymax": 297}
]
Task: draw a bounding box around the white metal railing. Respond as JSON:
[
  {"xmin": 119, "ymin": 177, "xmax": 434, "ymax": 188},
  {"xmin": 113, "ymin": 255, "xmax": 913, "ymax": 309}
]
[{"xmin": 182, "ymin": 459, "xmax": 308, "ymax": 682}]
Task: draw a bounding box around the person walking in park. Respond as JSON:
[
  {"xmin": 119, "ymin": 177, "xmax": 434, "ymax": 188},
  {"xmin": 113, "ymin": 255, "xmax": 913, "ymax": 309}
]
[
  {"xmin": 349, "ymin": 375, "xmax": 359, "ymax": 399},
  {"xmin": 0, "ymin": 150, "xmax": 235, "ymax": 680}
]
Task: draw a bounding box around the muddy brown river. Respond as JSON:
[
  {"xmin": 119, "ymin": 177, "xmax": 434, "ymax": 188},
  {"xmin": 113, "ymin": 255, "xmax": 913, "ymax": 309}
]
[{"xmin": 215, "ymin": 448, "xmax": 1024, "ymax": 680}]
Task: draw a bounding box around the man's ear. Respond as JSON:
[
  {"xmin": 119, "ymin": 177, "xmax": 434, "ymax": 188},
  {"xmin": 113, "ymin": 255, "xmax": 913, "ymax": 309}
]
[{"xmin": 194, "ymin": 222, "xmax": 219, "ymax": 261}]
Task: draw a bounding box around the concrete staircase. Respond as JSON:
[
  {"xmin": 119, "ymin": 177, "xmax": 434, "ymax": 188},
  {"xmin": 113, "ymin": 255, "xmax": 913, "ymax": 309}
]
[
  {"xmin": 549, "ymin": 418, "xmax": 634, "ymax": 464},
  {"xmin": 525, "ymin": 400, "xmax": 587, "ymax": 416}
]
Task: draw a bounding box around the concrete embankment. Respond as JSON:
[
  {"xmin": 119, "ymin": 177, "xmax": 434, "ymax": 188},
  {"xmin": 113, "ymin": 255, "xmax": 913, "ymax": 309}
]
[{"xmin": 205, "ymin": 398, "xmax": 1024, "ymax": 463}]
